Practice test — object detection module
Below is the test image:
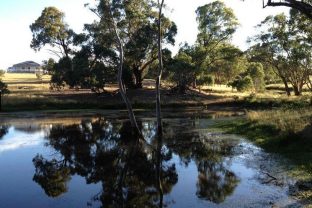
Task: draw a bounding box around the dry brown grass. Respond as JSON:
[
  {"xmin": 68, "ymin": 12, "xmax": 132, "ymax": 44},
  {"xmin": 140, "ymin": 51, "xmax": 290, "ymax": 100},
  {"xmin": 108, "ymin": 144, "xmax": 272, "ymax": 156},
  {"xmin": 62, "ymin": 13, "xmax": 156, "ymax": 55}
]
[
  {"xmin": 247, "ymin": 108, "xmax": 312, "ymax": 134},
  {"xmin": 2, "ymin": 73, "xmax": 51, "ymax": 93},
  {"xmin": 3, "ymin": 73, "xmax": 51, "ymax": 83}
]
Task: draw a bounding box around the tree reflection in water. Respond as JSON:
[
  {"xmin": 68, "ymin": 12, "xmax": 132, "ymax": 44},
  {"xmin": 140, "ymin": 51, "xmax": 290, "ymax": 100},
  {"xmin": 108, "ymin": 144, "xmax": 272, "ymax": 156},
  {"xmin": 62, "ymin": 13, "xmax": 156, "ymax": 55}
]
[
  {"xmin": 163, "ymin": 121, "xmax": 240, "ymax": 204},
  {"xmin": 0, "ymin": 125, "xmax": 9, "ymax": 139},
  {"xmin": 33, "ymin": 118, "xmax": 177, "ymax": 207},
  {"xmin": 32, "ymin": 117, "xmax": 240, "ymax": 206}
]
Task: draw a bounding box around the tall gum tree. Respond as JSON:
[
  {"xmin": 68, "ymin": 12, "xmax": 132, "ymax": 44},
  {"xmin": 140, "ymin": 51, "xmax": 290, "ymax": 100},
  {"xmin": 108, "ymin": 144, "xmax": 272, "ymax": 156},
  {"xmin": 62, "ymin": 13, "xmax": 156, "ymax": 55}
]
[
  {"xmin": 155, "ymin": 0, "xmax": 165, "ymax": 203},
  {"xmin": 30, "ymin": 7, "xmax": 74, "ymax": 58},
  {"xmin": 251, "ymin": 9, "xmax": 312, "ymax": 96},
  {"xmin": 193, "ymin": 1, "xmax": 239, "ymax": 86},
  {"xmin": 98, "ymin": 0, "xmax": 142, "ymax": 135},
  {"xmin": 93, "ymin": 0, "xmax": 177, "ymax": 89}
]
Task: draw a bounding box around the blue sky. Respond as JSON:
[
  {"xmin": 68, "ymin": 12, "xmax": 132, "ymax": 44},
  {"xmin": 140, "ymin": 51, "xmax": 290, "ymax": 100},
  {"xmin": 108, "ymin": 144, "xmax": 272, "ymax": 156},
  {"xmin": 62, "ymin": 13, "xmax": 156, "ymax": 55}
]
[{"xmin": 0, "ymin": 0, "xmax": 289, "ymax": 69}]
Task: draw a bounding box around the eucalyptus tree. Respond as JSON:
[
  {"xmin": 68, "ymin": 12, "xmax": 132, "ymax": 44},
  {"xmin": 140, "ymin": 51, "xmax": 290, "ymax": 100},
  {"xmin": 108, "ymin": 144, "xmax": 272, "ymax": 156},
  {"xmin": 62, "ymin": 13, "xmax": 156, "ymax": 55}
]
[
  {"xmin": 30, "ymin": 7, "xmax": 75, "ymax": 58},
  {"xmin": 155, "ymin": 1, "xmax": 166, "ymax": 204},
  {"xmin": 207, "ymin": 44, "xmax": 245, "ymax": 85},
  {"xmin": 247, "ymin": 62, "xmax": 265, "ymax": 92},
  {"xmin": 247, "ymin": 43, "xmax": 292, "ymax": 95},
  {"xmin": 95, "ymin": 0, "xmax": 142, "ymax": 134},
  {"xmin": 251, "ymin": 9, "xmax": 312, "ymax": 95},
  {"xmin": 156, "ymin": 0, "xmax": 165, "ymax": 138},
  {"xmin": 196, "ymin": 1, "xmax": 239, "ymax": 47},
  {"xmin": 125, "ymin": 1, "xmax": 176, "ymax": 88},
  {"xmin": 90, "ymin": 0, "xmax": 176, "ymax": 89},
  {"xmin": 193, "ymin": 1, "xmax": 240, "ymax": 85},
  {"xmin": 168, "ymin": 47, "xmax": 195, "ymax": 94}
]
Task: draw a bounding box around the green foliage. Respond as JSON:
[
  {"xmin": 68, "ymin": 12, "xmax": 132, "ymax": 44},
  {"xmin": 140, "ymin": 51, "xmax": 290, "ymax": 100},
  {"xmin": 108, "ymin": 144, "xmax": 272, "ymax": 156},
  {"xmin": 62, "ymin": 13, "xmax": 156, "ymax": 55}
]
[
  {"xmin": 184, "ymin": 1, "xmax": 242, "ymax": 87},
  {"xmin": 50, "ymin": 50, "xmax": 116, "ymax": 92},
  {"xmin": 229, "ymin": 75, "xmax": 254, "ymax": 92},
  {"xmin": 33, "ymin": 155, "xmax": 71, "ymax": 197},
  {"xmin": 30, "ymin": 7, "xmax": 74, "ymax": 57},
  {"xmin": 42, "ymin": 58, "xmax": 56, "ymax": 73},
  {"xmin": 214, "ymin": 109, "xmax": 312, "ymax": 183},
  {"xmin": 168, "ymin": 50, "xmax": 195, "ymax": 93},
  {"xmin": 196, "ymin": 1, "xmax": 239, "ymax": 45},
  {"xmin": 0, "ymin": 80, "xmax": 9, "ymax": 94},
  {"xmin": 250, "ymin": 9, "xmax": 312, "ymax": 96},
  {"xmin": 197, "ymin": 75, "xmax": 214, "ymax": 86},
  {"xmin": 247, "ymin": 62, "xmax": 265, "ymax": 92},
  {"xmin": 209, "ymin": 46, "xmax": 246, "ymax": 84},
  {"xmin": 94, "ymin": 0, "xmax": 177, "ymax": 88},
  {"xmin": 50, "ymin": 57, "xmax": 71, "ymax": 90}
]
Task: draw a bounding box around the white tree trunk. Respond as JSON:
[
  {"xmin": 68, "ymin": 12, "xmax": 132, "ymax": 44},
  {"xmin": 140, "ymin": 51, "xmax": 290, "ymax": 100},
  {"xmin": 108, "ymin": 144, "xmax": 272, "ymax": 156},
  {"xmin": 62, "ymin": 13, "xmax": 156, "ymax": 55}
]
[
  {"xmin": 107, "ymin": 1, "xmax": 141, "ymax": 135},
  {"xmin": 156, "ymin": 0, "xmax": 165, "ymax": 137}
]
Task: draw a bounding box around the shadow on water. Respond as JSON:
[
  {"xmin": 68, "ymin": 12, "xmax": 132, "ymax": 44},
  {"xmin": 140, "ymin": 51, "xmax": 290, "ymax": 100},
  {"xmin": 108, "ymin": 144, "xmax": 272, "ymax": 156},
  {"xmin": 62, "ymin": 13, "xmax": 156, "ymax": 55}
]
[{"xmin": 31, "ymin": 117, "xmax": 241, "ymax": 207}]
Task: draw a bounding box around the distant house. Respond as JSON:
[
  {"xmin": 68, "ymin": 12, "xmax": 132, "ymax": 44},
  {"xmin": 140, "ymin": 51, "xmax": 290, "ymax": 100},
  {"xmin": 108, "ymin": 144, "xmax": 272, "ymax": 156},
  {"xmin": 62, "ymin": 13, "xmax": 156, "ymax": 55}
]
[{"xmin": 7, "ymin": 61, "xmax": 42, "ymax": 73}]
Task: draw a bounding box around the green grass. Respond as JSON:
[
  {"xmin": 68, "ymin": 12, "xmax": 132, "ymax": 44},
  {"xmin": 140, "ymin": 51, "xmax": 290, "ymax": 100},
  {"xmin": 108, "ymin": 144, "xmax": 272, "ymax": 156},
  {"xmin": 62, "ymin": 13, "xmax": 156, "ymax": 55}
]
[{"xmin": 214, "ymin": 108, "xmax": 312, "ymax": 203}]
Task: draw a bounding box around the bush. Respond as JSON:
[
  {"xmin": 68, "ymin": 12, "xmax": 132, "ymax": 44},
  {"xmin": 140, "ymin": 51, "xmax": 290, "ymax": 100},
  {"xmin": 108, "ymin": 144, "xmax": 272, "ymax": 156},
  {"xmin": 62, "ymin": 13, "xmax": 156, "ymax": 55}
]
[
  {"xmin": 36, "ymin": 71, "xmax": 43, "ymax": 80},
  {"xmin": 0, "ymin": 80, "xmax": 9, "ymax": 94},
  {"xmin": 247, "ymin": 62, "xmax": 265, "ymax": 92},
  {"xmin": 197, "ymin": 75, "xmax": 214, "ymax": 86},
  {"xmin": 229, "ymin": 75, "xmax": 254, "ymax": 92}
]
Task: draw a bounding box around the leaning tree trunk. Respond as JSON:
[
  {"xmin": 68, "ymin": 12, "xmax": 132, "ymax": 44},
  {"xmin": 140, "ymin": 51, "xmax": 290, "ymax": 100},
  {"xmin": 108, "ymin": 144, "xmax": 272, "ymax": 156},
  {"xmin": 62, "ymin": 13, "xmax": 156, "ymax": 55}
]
[
  {"xmin": 156, "ymin": 2, "xmax": 165, "ymax": 206},
  {"xmin": 107, "ymin": 2, "xmax": 141, "ymax": 135},
  {"xmin": 156, "ymin": 0, "xmax": 165, "ymax": 137}
]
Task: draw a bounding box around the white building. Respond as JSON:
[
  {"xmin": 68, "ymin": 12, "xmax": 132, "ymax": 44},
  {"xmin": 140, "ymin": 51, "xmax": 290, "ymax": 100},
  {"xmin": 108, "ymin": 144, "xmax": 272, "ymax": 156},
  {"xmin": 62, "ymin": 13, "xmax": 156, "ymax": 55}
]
[{"xmin": 7, "ymin": 61, "xmax": 42, "ymax": 73}]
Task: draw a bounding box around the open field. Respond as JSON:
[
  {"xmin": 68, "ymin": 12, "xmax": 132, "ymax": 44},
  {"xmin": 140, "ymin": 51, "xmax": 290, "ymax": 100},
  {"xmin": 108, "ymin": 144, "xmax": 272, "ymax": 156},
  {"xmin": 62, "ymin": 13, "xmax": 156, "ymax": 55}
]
[{"xmin": 2, "ymin": 73, "xmax": 51, "ymax": 93}]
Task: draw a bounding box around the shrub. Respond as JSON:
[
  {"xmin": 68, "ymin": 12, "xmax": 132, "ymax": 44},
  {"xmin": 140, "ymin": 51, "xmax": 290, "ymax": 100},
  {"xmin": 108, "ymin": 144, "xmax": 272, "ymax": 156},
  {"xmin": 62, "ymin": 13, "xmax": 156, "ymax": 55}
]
[
  {"xmin": 0, "ymin": 80, "xmax": 9, "ymax": 94},
  {"xmin": 247, "ymin": 62, "xmax": 265, "ymax": 92},
  {"xmin": 36, "ymin": 71, "xmax": 43, "ymax": 80},
  {"xmin": 197, "ymin": 75, "xmax": 214, "ymax": 86},
  {"xmin": 229, "ymin": 75, "xmax": 254, "ymax": 92}
]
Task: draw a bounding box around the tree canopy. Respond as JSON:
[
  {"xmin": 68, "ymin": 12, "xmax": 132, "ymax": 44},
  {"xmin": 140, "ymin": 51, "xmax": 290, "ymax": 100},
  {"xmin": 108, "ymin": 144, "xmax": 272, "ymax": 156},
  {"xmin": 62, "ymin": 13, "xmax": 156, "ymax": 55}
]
[{"xmin": 30, "ymin": 7, "xmax": 74, "ymax": 58}]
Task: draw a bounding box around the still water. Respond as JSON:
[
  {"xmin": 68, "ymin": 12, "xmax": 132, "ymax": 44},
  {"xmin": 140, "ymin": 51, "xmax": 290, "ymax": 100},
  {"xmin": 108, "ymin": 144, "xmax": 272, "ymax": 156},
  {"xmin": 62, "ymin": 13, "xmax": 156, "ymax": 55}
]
[{"xmin": 0, "ymin": 114, "xmax": 300, "ymax": 208}]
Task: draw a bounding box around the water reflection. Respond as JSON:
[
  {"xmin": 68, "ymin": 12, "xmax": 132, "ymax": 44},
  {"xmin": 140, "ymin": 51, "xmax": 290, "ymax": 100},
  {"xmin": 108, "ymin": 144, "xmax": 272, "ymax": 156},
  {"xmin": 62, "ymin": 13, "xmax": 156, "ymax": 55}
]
[
  {"xmin": 0, "ymin": 125, "xmax": 9, "ymax": 139},
  {"xmin": 164, "ymin": 125, "xmax": 240, "ymax": 204},
  {"xmin": 33, "ymin": 118, "xmax": 177, "ymax": 207},
  {"xmin": 32, "ymin": 117, "xmax": 240, "ymax": 207}
]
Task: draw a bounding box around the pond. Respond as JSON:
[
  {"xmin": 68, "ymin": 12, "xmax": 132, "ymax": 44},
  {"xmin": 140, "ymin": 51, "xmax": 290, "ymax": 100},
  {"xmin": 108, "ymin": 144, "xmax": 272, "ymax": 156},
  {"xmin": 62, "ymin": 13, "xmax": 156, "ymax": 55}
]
[{"xmin": 0, "ymin": 113, "xmax": 301, "ymax": 207}]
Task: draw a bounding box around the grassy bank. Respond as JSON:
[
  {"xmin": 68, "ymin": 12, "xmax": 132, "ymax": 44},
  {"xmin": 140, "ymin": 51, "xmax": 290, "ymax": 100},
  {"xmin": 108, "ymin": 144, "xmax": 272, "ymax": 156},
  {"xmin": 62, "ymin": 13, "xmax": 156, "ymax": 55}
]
[{"xmin": 215, "ymin": 108, "xmax": 312, "ymax": 203}]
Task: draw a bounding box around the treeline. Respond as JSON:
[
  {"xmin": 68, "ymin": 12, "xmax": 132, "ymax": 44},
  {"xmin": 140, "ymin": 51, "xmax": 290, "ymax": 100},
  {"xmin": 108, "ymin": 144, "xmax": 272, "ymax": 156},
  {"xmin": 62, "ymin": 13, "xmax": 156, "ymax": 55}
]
[{"xmin": 31, "ymin": 1, "xmax": 312, "ymax": 96}]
